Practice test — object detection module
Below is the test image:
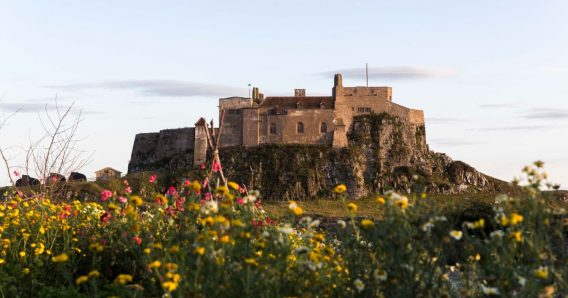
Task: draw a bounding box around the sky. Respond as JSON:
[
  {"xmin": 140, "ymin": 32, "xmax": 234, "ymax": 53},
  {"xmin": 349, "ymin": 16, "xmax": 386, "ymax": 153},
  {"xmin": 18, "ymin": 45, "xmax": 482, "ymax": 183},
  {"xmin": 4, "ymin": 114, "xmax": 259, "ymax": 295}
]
[{"xmin": 1, "ymin": 0, "xmax": 568, "ymax": 187}]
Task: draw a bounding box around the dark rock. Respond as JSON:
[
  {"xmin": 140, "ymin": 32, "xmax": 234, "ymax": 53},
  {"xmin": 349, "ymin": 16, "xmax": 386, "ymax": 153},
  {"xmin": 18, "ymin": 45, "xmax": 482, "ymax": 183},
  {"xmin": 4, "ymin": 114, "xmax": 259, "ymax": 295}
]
[
  {"xmin": 15, "ymin": 175, "xmax": 40, "ymax": 187},
  {"xmin": 68, "ymin": 172, "xmax": 87, "ymax": 182}
]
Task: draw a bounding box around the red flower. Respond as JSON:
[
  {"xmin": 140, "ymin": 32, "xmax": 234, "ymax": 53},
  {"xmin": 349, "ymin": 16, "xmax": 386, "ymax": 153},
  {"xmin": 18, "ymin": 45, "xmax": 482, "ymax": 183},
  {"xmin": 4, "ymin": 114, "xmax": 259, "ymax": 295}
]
[
  {"xmin": 100, "ymin": 211, "xmax": 112, "ymax": 224},
  {"xmin": 200, "ymin": 163, "xmax": 206, "ymax": 170},
  {"xmin": 132, "ymin": 236, "xmax": 142, "ymax": 245}
]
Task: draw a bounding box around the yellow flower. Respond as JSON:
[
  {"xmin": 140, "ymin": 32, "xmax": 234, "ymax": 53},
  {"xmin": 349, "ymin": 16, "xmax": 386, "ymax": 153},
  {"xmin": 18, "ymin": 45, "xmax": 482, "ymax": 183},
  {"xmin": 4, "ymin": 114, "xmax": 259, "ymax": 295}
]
[
  {"xmin": 52, "ymin": 253, "xmax": 69, "ymax": 263},
  {"xmin": 0, "ymin": 259, "xmax": 4, "ymax": 265},
  {"xmin": 88, "ymin": 270, "xmax": 100, "ymax": 278},
  {"xmin": 449, "ymin": 230, "xmax": 463, "ymax": 240},
  {"xmin": 162, "ymin": 281, "xmax": 178, "ymax": 292},
  {"xmin": 509, "ymin": 213, "xmax": 524, "ymax": 225},
  {"xmin": 244, "ymin": 258, "xmax": 259, "ymax": 267},
  {"xmin": 375, "ymin": 197, "xmax": 386, "ymax": 204},
  {"xmin": 534, "ymin": 266, "xmax": 549, "ymax": 279},
  {"xmin": 511, "ymin": 231, "xmax": 522, "ymax": 242},
  {"xmin": 333, "ymin": 184, "xmax": 347, "ymax": 193},
  {"xmin": 114, "ymin": 274, "xmax": 133, "ymax": 285},
  {"xmin": 39, "ymin": 226, "xmax": 45, "ymax": 234},
  {"xmin": 228, "ymin": 181, "xmax": 240, "ymax": 190},
  {"xmin": 215, "ymin": 186, "xmax": 230, "ymax": 196},
  {"xmin": 288, "ymin": 201, "xmax": 304, "ymax": 216},
  {"xmin": 19, "ymin": 251, "xmax": 26, "ymax": 257},
  {"xmin": 219, "ymin": 235, "xmax": 230, "ymax": 244},
  {"xmin": 168, "ymin": 245, "xmax": 180, "ymax": 254},
  {"xmin": 144, "ymin": 248, "xmax": 151, "ymax": 254},
  {"xmin": 22, "ymin": 268, "xmax": 30, "ymax": 275},
  {"xmin": 75, "ymin": 275, "xmax": 89, "ymax": 285},
  {"xmin": 89, "ymin": 243, "xmax": 104, "ymax": 252},
  {"xmin": 347, "ymin": 203, "xmax": 358, "ymax": 213},
  {"xmin": 194, "ymin": 246, "xmax": 205, "ymax": 255},
  {"xmin": 34, "ymin": 243, "xmax": 45, "ymax": 255},
  {"xmin": 148, "ymin": 260, "xmax": 161, "ymax": 269},
  {"xmin": 393, "ymin": 196, "xmax": 409, "ymax": 209},
  {"xmin": 130, "ymin": 196, "xmax": 143, "ymax": 206},
  {"xmin": 360, "ymin": 219, "xmax": 374, "ymax": 229},
  {"xmin": 499, "ymin": 215, "xmax": 509, "ymax": 226}
]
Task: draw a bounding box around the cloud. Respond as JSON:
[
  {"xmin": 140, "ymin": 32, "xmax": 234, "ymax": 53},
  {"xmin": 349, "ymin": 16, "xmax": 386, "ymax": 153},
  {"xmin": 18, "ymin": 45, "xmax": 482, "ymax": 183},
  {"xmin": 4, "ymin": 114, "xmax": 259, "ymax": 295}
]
[
  {"xmin": 45, "ymin": 80, "xmax": 247, "ymax": 97},
  {"xmin": 0, "ymin": 102, "xmax": 101, "ymax": 115},
  {"xmin": 521, "ymin": 108, "xmax": 568, "ymax": 120},
  {"xmin": 426, "ymin": 117, "xmax": 467, "ymax": 124},
  {"xmin": 479, "ymin": 102, "xmax": 523, "ymax": 109},
  {"xmin": 429, "ymin": 138, "xmax": 479, "ymax": 146},
  {"xmin": 320, "ymin": 66, "xmax": 455, "ymax": 80},
  {"xmin": 473, "ymin": 125, "xmax": 549, "ymax": 132}
]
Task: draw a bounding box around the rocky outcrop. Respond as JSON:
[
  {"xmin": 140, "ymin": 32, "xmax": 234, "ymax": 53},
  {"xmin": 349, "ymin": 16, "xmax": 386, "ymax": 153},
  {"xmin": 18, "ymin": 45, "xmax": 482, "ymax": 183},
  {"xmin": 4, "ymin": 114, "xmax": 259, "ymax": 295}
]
[{"xmin": 128, "ymin": 113, "xmax": 512, "ymax": 200}]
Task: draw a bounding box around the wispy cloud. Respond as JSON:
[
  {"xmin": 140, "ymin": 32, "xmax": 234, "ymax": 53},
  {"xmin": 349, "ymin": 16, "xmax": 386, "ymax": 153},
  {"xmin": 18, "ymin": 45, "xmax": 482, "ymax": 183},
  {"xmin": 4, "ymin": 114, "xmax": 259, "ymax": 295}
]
[
  {"xmin": 521, "ymin": 108, "xmax": 568, "ymax": 120},
  {"xmin": 429, "ymin": 138, "xmax": 479, "ymax": 146},
  {"xmin": 45, "ymin": 80, "xmax": 247, "ymax": 97},
  {"xmin": 0, "ymin": 102, "xmax": 101, "ymax": 115},
  {"xmin": 480, "ymin": 102, "xmax": 523, "ymax": 109},
  {"xmin": 320, "ymin": 66, "xmax": 455, "ymax": 80},
  {"xmin": 426, "ymin": 117, "xmax": 467, "ymax": 124},
  {"xmin": 473, "ymin": 125, "xmax": 549, "ymax": 132}
]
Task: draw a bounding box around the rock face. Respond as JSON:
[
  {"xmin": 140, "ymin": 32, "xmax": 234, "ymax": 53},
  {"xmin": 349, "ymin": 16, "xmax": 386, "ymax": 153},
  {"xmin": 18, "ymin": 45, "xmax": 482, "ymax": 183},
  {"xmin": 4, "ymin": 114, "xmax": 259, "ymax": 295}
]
[{"xmin": 128, "ymin": 113, "xmax": 511, "ymax": 200}]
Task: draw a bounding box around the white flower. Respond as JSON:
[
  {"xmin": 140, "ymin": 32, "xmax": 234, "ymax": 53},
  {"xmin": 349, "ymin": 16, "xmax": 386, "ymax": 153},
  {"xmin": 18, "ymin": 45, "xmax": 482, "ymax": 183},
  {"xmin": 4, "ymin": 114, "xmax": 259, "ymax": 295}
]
[
  {"xmin": 309, "ymin": 219, "xmax": 320, "ymax": 229},
  {"xmin": 337, "ymin": 220, "xmax": 347, "ymax": 229},
  {"xmin": 449, "ymin": 230, "xmax": 463, "ymax": 240},
  {"xmin": 288, "ymin": 201, "xmax": 298, "ymax": 211},
  {"xmin": 422, "ymin": 222, "xmax": 434, "ymax": 232},
  {"xmin": 201, "ymin": 200, "xmax": 218, "ymax": 215},
  {"xmin": 277, "ymin": 224, "xmax": 294, "ymax": 235},
  {"xmin": 490, "ymin": 230, "xmax": 504, "ymax": 238},
  {"xmin": 354, "ymin": 278, "xmax": 365, "ymax": 292},
  {"xmin": 480, "ymin": 285, "xmax": 500, "ymax": 295},
  {"xmin": 373, "ymin": 269, "xmax": 387, "ymax": 281}
]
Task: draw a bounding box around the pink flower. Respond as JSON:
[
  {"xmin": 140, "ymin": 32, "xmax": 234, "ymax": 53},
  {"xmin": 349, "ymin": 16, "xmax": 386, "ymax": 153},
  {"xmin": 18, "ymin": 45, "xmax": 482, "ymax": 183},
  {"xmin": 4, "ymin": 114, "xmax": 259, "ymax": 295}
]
[
  {"xmin": 166, "ymin": 186, "xmax": 177, "ymax": 196},
  {"xmin": 202, "ymin": 178, "xmax": 208, "ymax": 189},
  {"xmin": 236, "ymin": 198, "xmax": 244, "ymax": 205},
  {"xmin": 149, "ymin": 174, "xmax": 157, "ymax": 183},
  {"xmin": 124, "ymin": 186, "xmax": 132, "ymax": 194},
  {"xmin": 17, "ymin": 191, "xmax": 24, "ymax": 197},
  {"xmin": 184, "ymin": 179, "xmax": 191, "ymax": 186},
  {"xmin": 200, "ymin": 163, "xmax": 206, "ymax": 170},
  {"xmin": 100, "ymin": 190, "xmax": 113, "ymax": 202},
  {"xmin": 13, "ymin": 170, "xmax": 20, "ymax": 177},
  {"xmin": 204, "ymin": 192, "xmax": 212, "ymax": 201},
  {"xmin": 118, "ymin": 196, "xmax": 127, "ymax": 203},
  {"xmin": 212, "ymin": 160, "xmax": 222, "ymax": 173},
  {"xmin": 123, "ymin": 179, "xmax": 129, "ymax": 185}
]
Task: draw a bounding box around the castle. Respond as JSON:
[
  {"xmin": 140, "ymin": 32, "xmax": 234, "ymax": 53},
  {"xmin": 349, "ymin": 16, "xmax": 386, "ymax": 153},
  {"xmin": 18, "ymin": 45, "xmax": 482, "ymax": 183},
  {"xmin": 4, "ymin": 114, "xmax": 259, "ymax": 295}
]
[{"xmin": 129, "ymin": 74, "xmax": 426, "ymax": 170}]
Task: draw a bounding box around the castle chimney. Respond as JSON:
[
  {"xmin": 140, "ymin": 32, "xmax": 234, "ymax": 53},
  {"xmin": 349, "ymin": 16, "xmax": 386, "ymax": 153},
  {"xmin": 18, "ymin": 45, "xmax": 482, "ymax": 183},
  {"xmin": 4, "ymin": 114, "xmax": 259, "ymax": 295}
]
[
  {"xmin": 294, "ymin": 89, "xmax": 305, "ymax": 97},
  {"xmin": 334, "ymin": 74, "xmax": 343, "ymax": 87},
  {"xmin": 252, "ymin": 87, "xmax": 259, "ymax": 101}
]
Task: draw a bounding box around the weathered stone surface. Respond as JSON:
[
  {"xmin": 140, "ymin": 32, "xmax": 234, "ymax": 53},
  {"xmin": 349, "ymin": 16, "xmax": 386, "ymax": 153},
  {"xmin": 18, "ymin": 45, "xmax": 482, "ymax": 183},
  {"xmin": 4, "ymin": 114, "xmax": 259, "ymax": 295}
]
[{"xmin": 128, "ymin": 113, "xmax": 511, "ymax": 200}]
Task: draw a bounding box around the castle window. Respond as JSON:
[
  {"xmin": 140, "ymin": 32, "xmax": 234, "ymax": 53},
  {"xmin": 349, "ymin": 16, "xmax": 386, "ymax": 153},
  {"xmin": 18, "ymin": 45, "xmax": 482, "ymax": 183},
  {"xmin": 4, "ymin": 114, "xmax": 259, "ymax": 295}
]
[
  {"xmin": 228, "ymin": 109, "xmax": 241, "ymax": 115},
  {"xmin": 320, "ymin": 122, "xmax": 327, "ymax": 133},
  {"xmin": 357, "ymin": 107, "xmax": 372, "ymax": 113},
  {"xmin": 297, "ymin": 122, "xmax": 304, "ymax": 134},
  {"xmin": 296, "ymin": 102, "xmax": 302, "ymax": 109},
  {"xmin": 320, "ymin": 102, "xmax": 325, "ymax": 109},
  {"xmin": 270, "ymin": 123, "xmax": 277, "ymax": 135}
]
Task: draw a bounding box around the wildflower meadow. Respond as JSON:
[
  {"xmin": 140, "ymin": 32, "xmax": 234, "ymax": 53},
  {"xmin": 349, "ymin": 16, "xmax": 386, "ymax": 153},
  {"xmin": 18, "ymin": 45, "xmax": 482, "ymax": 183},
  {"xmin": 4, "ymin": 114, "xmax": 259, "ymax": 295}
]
[{"xmin": 0, "ymin": 162, "xmax": 566, "ymax": 297}]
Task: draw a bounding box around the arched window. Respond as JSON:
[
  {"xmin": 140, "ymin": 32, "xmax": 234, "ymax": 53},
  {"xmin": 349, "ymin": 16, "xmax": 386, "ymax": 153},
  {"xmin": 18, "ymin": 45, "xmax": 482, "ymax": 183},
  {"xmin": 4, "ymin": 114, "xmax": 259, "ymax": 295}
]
[
  {"xmin": 320, "ymin": 122, "xmax": 327, "ymax": 133},
  {"xmin": 270, "ymin": 123, "xmax": 277, "ymax": 135},
  {"xmin": 320, "ymin": 102, "xmax": 325, "ymax": 109},
  {"xmin": 297, "ymin": 122, "xmax": 304, "ymax": 133}
]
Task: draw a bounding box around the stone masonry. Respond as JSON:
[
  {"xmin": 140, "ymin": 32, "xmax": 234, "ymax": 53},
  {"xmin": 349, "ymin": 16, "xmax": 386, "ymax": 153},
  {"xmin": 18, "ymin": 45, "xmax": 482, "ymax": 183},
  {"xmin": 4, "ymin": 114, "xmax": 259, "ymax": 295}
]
[{"xmin": 129, "ymin": 74, "xmax": 426, "ymax": 169}]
